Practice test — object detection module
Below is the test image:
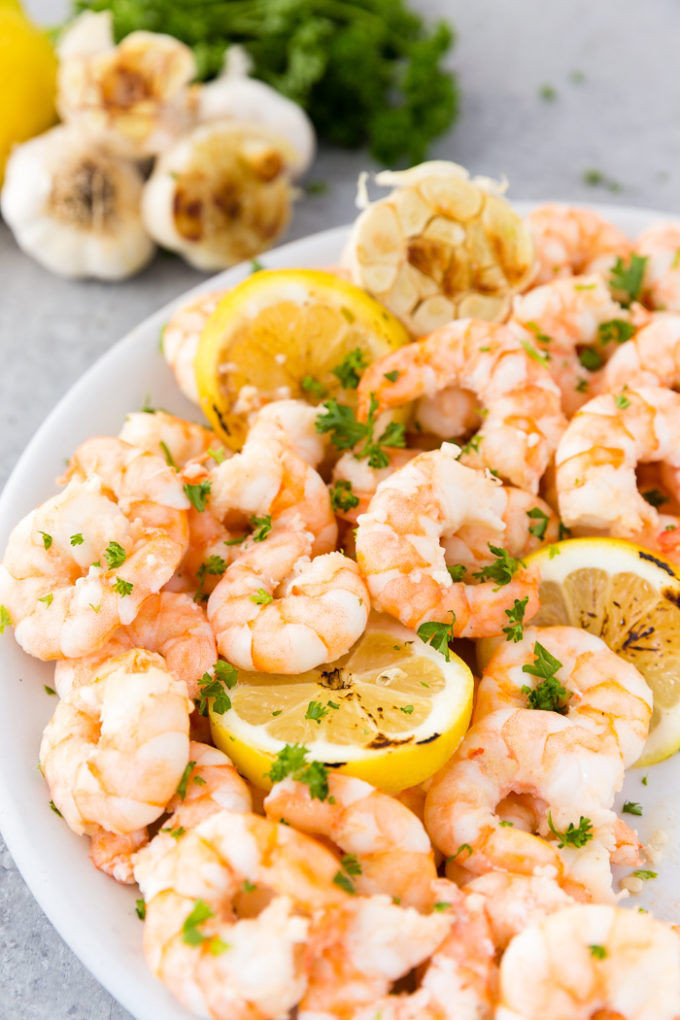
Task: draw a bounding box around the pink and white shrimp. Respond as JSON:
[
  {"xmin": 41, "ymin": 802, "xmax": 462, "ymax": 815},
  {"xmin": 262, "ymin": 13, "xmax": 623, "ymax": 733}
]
[
  {"xmin": 264, "ymin": 771, "xmax": 438, "ymax": 910},
  {"xmin": 600, "ymin": 312, "xmax": 680, "ymax": 393},
  {"xmin": 355, "ymin": 444, "xmax": 540, "ymax": 637},
  {"xmin": 526, "ymin": 204, "xmax": 633, "ymax": 285},
  {"xmin": 161, "ymin": 290, "xmax": 226, "ymax": 404},
  {"xmin": 207, "ymin": 526, "xmax": 369, "ymax": 672},
  {"xmin": 357, "ymin": 319, "xmax": 565, "ymax": 492},
  {"xmin": 636, "ymin": 220, "xmax": 680, "ymax": 311}
]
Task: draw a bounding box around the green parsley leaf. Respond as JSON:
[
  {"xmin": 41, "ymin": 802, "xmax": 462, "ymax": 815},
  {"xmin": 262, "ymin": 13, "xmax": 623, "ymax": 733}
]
[
  {"xmin": 459, "ymin": 433, "xmax": 482, "ymax": 456},
  {"xmin": 632, "ymin": 869, "xmax": 657, "ymax": 880},
  {"xmin": 383, "ymin": 370, "xmax": 400, "ymax": 382},
  {"xmin": 49, "ymin": 800, "xmax": 63, "ymax": 817},
  {"xmin": 539, "ymin": 83, "xmax": 557, "ymax": 101},
  {"xmin": 194, "ymin": 661, "xmax": 238, "ymax": 716},
  {"xmin": 0, "ymin": 605, "xmax": 11, "ymax": 634},
  {"xmin": 265, "ymin": 743, "xmax": 329, "ymax": 801},
  {"xmin": 250, "ymin": 588, "xmax": 273, "ymax": 605},
  {"xmin": 243, "ymin": 879, "xmax": 257, "ymax": 893},
  {"xmin": 446, "ymin": 564, "xmax": 467, "ymax": 582},
  {"xmin": 340, "ymin": 853, "xmax": 362, "ymax": 876},
  {"xmin": 526, "ymin": 506, "xmax": 549, "ymax": 540},
  {"xmin": 642, "ymin": 489, "xmax": 668, "ymax": 509},
  {"xmin": 622, "ymin": 801, "xmax": 643, "ymax": 816},
  {"xmin": 176, "ymin": 761, "xmax": 196, "ymax": 801},
  {"xmin": 69, "ymin": 533, "xmax": 84, "ymax": 546},
  {"xmin": 333, "ymin": 870, "xmax": 356, "ymax": 894},
  {"xmin": 575, "ymin": 378, "xmax": 589, "ymax": 393},
  {"xmin": 433, "ymin": 901, "xmax": 452, "ymax": 911},
  {"xmin": 183, "ymin": 480, "xmax": 212, "ymax": 512},
  {"xmin": 159, "ymin": 440, "xmax": 177, "ymax": 469},
  {"xmin": 207, "ymin": 446, "xmax": 227, "ymax": 464},
  {"xmin": 615, "ymin": 392, "xmax": 631, "ymax": 410},
  {"xmin": 521, "ymin": 642, "xmax": 569, "ymax": 713},
  {"xmin": 524, "ymin": 321, "xmax": 552, "ymax": 345},
  {"xmin": 499, "ymin": 820, "xmax": 514, "ymax": 827},
  {"xmin": 182, "ymin": 899, "xmax": 214, "ymax": 946},
  {"xmin": 135, "ymin": 899, "xmax": 146, "ymax": 920},
  {"xmin": 558, "ymin": 522, "xmax": 572, "ymax": 541},
  {"xmin": 578, "ymin": 347, "xmax": 604, "ymax": 371},
  {"xmin": 39, "ymin": 531, "xmax": 52, "ymax": 550},
  {"xmin": 44, "ymin": 685, "xmax": 56, "ymax": 695},
  {"xmin": 597, "ymin": 319, "xmax": 635, "ymax": 345},
  {"xmin": 520, "ymin": 338, "xmax": 550, "ymax": 365},
  {"xmin": 642, "ymin": 776, "xmax": 649, "ymax": 786},
  {"xmin": 104, "ymin": 541, "xmax": 127, "ymax": 569},
  {"xmin": 589, "ymin": 944, "xmax": 607, "ymax": 959},
  {"xmin": 329, "ymin": 479, "xmax": 360, "ymax": 513},
  {"xmin": 250, "ymin": 514, "xmax": 272, "ymax": 542},
  {"xmin": 161, "ymin": 825, "xmax": 186, "ymax": 840},
  {"xmin": 609, "ymin": 254, "xmax": 647, "ymax": 306},
  {"xmin": 38, "ymin": 593, "xmax": 54, "ymax": 607},
  {"xmin": 473, "ymin": 545, "xmax": 525, "ymax": 588},
  {"xmin": 503, "ymin": 597, "xmax": 529, "ymax": 643},
  {"xmin": 547, "ymin": 811, "xmax": 593, "ymax": 848},
  {"xmin": 417, "ymin": 612, "xmax": 456, "ymax": 660},
  {"xmin": 305, "ymin": 700, "xmax": 329, "ymax": 723},
  {"xmin": 301, "ymin": 374, "xmax": 328, "ymax": 400},
  {"xmin": 112, "ymin": 577, "xmax": 133, "ymax": 597},
  {"xmin": 399, "ymin": 704, "xmax": 414, "ymax": 714},
  {"xmin": 447, "ymin": 843, "xmax": 473, "ymax": 862},
  {"xmin": 315, "ymin": 399, "xmax": 370, "ymax": 450},
  {"xmin": 250, "ymin": 258, "xmax": 264, "ymax": 273},
  {"xmin": 224, "ymin": 533, "xmax": 247, "ymax": 546},
  {"xmin": 332, "ymin": 348, "xmax": 369, "ymax": 389}
]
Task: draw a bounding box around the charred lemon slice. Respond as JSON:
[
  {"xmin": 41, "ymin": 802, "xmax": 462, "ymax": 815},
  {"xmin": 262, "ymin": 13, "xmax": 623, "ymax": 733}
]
[
  {"xmin": 195, "ymin": 268, "xmax": 410, "ymax": 448},
  {"xmin": 526, "ymin": 537, "xmax": 680, "ymax": 767},
  {"xmin": 210, "ymin": 615, "xmax": 473, "ymax": 793}
]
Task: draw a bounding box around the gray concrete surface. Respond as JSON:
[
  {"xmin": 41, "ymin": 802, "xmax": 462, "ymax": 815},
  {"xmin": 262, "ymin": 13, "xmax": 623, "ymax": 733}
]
[{"xmin": 2, "ymin": 0, "xmax": 680, "ymax": 1016}]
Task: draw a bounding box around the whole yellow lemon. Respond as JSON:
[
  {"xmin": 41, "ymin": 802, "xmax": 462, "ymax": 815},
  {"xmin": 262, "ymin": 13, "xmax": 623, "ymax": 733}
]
[{"xmin": 0, "ymin": 0, "xmax": 57, "ymax": 186}]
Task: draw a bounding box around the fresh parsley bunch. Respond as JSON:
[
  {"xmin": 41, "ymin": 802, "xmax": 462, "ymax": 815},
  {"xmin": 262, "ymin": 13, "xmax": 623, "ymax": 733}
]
[{"xmin": 72, "ymin": 0, "xmax": 460, "ymax": 164}]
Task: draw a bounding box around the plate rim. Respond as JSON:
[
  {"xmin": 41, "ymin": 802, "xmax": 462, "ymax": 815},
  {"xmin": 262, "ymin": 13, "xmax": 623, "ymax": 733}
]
[{"xmin": 0, "ymin": 201, "xmax": 673, "ymax": 1019}]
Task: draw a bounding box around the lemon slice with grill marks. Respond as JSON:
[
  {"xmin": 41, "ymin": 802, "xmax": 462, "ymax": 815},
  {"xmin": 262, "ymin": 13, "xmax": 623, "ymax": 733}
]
[
  {"xmin": 210, "ymin": 616, "xmax": 473, "ymax": 793},
  {"xmin": 195, "ymin": 268, "xmax": 410, "ymax": 449},
  {"xmin": 527, "ymin": 537, "xmax": 680, "ymax": 767}
]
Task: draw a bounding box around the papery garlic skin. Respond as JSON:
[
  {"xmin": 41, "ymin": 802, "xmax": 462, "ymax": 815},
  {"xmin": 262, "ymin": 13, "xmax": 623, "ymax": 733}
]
[
  {"xmin": 198, "ymin": 71, "xmax": 315, "ymax": 179},
  {"xmin": 142, "ymin": 122, "xmax": 295, "ymax": 270},
  {"xmin": 1, "ymin": 125, "xmax": 155, "ymax": 280},
  {"xmin": 57, "ymin": 11, "xmax": 198, "ymax": 159}
]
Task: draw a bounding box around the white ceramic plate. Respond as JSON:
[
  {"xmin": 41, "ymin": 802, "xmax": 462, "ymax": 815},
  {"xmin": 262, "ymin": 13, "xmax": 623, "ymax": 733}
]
[{"xmin": 1, "ymin": 206, "xmax": 679, "ymax": 1020}]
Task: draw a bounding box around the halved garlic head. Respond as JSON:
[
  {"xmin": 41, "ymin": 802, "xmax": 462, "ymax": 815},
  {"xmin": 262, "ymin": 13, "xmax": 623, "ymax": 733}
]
[
  {"xmin": 198, "ymin": 74, "xmax": 315, "ymax": 179},
  {"xmin": 0, "ymin": 125, "xmax": 155, "ymax": 279},
  {"xmin": 141, "ymin": 121, "xmax": 295, "ymax": 270},
  {"xmin": 343, "ymin": 162, "xmax": 536, "ymax": 336},
  {"xmin": 57, "ymin": 12, "xmax": 197, "ymax": 159}
]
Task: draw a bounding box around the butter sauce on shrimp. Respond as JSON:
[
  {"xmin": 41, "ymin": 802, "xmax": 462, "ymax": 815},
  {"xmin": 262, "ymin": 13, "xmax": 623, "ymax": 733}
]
[
  {"xmin": 355, "ymin": 444, "xmax": 540, "ymax": 636},
  {"xmin": 357, "ymin": 319, "xmax": 565, "ymax": 493}
]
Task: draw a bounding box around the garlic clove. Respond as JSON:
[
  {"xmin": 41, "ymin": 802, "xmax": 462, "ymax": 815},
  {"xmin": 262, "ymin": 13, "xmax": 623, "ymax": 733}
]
[
  {"xmin": 141, "ymin": 121, "xmax": 295, "ymax": 271},
  {"xmin": 198, "ymin": 73, "xmax": 315, "ymax": 179},
  {"xmin": 1, "ymin": 124, "xmax": 155, "ymax": 280},
  {"xmin": 57, "ymin": 13, "xmax": 198, "ymax": 160}
]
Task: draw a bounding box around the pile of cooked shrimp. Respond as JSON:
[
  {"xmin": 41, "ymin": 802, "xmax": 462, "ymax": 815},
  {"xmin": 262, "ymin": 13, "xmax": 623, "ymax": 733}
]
[{"xmin": 3, "ymin": 201, "xmax": 680, "ymax": 1018}]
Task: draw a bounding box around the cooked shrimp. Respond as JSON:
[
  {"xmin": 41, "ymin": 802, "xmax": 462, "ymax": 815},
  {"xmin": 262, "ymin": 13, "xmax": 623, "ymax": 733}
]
[
  {"xmin": 331, "ymin": 447, "xmax": 419, "ymax": 524},
  {"xmin": 349, "ymin": 880, "xmax": 496, "ymax": 1020},
  {"xmin": 413, "ymin": 385, "xmax": 482, "ymax": 440},
  {"xmin": 0, "ymin": 477, "xmax": 184, "ymax": 659},
  {"xmin": 89, "ymin": 826, "xmax": 149, "ymax": 884},
  {"xmin": 207, "ymin": 526, "xmax": 369, "ymax": 672},
  {"xmin": 209, "ymin": 433, "xmax": 337, "ymax": 554},
  {"xmin": 39, "ymin": 648, "xmax": 191, "ymax": 835},
  {"xmin": 119, "ymin": 410, "xmax": 223, "ymax": 468},
  {"xmin": 442, "ymin": 486, "xmax": 559, "ymax": 573},
  {"xmin": 63, "ymin": 436, "xmax": 190, "ymax": 549},
  {"xmin": 600, "ymin": 312, "xmax": 680, "ymax": 392},
  {"xmin": 474, "ymin": 626, "xmax": 653, "ymax": 767},
  {"xmin": 635, "ymin": 220, "xmax": 680, "ymax": 311},
  {"xmin": 133, "ymin": 809, "xmax": 351, "ymax": 1020},
  {"xmin": 555, "ymin": 386, "xmax": 680, "ymax": 534},
  {"xmin": 496, "ymin": 904, "xmax": 680, "ymax": 1020},
  {"xmin": 527, "ymin": 204, "xmax": 633, "ymax": 285},
  {"xmin": 424, "ymin": 708, "xmax": 625, "ymax": 886},
  {"xmin": 357, "ymin": 320, "xmax": 565, "ymax": 492},
  {"xmin": 465, "ymin": 872, "xmax": 575, "ymax": 949},
  {"xmin": 355, "ymin": 444, "xmax": 540, "ymax": 637},
  {"xmin": 161, "ymin": 290, "xmax": 226, "ymax": 404},
  {"xmin": 264, "ymin": 772, "xmax": 437, "ymax": 910},
  {"xmin": 299, "ymin": 894, "xmax": 453, "ymax": 1020},
  {"xmin": 510, "ymin": 274, "xmax": 632, "ymax": 415},
  {"xmin": 247, "ymin": 398, "xmax": 328, "ymax": 468}
]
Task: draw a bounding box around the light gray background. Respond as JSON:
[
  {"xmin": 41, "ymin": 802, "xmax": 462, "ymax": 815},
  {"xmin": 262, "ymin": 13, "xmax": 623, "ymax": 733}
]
[{"xmin": 2, "ymin": 0, "xmax": 680, "ymax": 1016}]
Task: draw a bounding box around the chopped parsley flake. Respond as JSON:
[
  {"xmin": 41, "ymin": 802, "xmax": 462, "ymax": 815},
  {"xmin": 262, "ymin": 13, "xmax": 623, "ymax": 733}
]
[
  {"xmin": 383, "ymin": 370, "xmax": 400, "ymax": 383},
  {"xmin": 266, "ymin": 743, "xmax": 329, "ymax": 801},
  {"xmin": 503, "ymin": 597, "xmax": 529, "ymax": 643},
  {"xmin": 526, "ymin": 506, "xmax": 550, "ymax": 540},
  {"xmin": 340, "ymin": 854, "xmax": 362, "ymax": 876},
  {"xmin": 207, "ymin": 446, "xmax": 227, "ymax": 464},
  {"xmin": 447, "ymin": 564, "xmax": 467, "ymax": 582},
  {"xmin": 250, "ymin": 259, "xmax": 264, "ymax": 273},
  {"xmin": 39, "ymin": 531, "xmax": 52, "ymax": 550},
  {"xmin": 43, "ymin": 685, "xmax": 56, "ymax": 695},
  {"xmin": 399, "ymin": 704, "xmax": 415, "ymax": 714},
  {"xmin": 332, "ymin": 348, "xmax": 369, "ymax": 390},
  {"xmin": 0, "ymin": 606, "xmax": 11, "ymax": 633},
  {"xmin": 70, "ymin": 533, "xmax": 84, "ymax": 546},
  {"xmin": 112, "ymin": 577, "xmax": 133, "ymax": 597},
  {"xmin": 609, "ymin": 254, "xmax": 647, "ymax": 306},
  {"xmin": 305, "ymin": 700, "xmax": 329, "ymax": 723},
  {"xmin": 301, "ymin": 374, "xmax": 328, "ymax": 400},
  {"xmin": 176, "ymin": 761, "xmax": 197, "ymax": 801},
  {"xmin": 520, "ymin": 338, "xmax": 550, "ymax": 365},
  {"xmin": 598, "ymin": 319, "xmax": 635, "ymax": 346},
  {"xmin": 417, "ymin": 611, "xmax": 456, "ymax": 660},
  {"xmin": 615, "ymin": 392, "xmax": 631, "ymax": 410},
  {"xmin": 104, "ymin": 541, "xmax": 127, "ymax": 569},
  {"xmin": 135, "ymin": 899, "xmax": 146, "ymax": 920},
  {"xmin": 49, "ymin": 800, "xmax": 62, "ymax": 817},
  {"xmin": 632, "ymin": 869, "xmax": 657, "ymax": 881},
  {"xmin": 159, "ymin": 440, "xmax": 177, "ymax": 469},
  {"xmin": 333, "ymin": 870, "xmax": 356, "ymax": 894},
  {"xmin": 194, "ymin": 661, "xmax": 238, "ymax": 716},
  {"xmin": 622, "ymin": 801, "xmax": 643, "ymax": 816},
  {"xmin": 250, "ymin": 588, "xmax": 273, "ymax": 605},
  {"xmin": 521, "ymin": 642, "xmax": 569, "ymax": 713},
  {"xmin": 539, "ymin": 83, "xmax": 557, "ymax": 101},
  {"xmin": 447, "ymin": 843, "xmax": 473, "ymax": 862},
  {"xmin": 329, "ymin": 479, "xmax": 360, "ymax": 513},
  {"xmin": 642, "ymin": 489, "xmax": 668, "ymax": 509},
  {"xmin": 181, "ymin": 900, "xmax": 228, "ymax": 954},
  {"xmin": 433, "ymin": 901, "xmax": 452, "ymax": 912},
  {"xmin": 250, "ymin": 514, "xmax": 272, "ymax": 542},
  {"xmin": 590, "ymin": 944, "xmax": 607, "ymax": 959},
  {"xmin": 547, "ymin": 811, "xmax": 593, "ymax": 848},
  {"xmin": 183, "ymin": 480, "xmax": 212, "ymax": 512},
  {"xmin": 315, "ymin": 395, "xmax": 405, "ymax": 468},
  {"xmin": 473, "ymin": 545, "xmax": 525, "ymax": 588},
  {"xmin": 38, "ymin": 593, "xmax": 53, "ymax": 607},
  {"xmin": 578, "ymin": 347, "xmax": 604, "ymax": 371}
]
